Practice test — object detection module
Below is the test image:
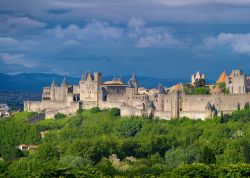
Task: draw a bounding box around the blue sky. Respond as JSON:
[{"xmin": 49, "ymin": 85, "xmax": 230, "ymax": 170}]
[{"xmin": 1, "ymin": 0, "xmax": 250, "ymax": 79}]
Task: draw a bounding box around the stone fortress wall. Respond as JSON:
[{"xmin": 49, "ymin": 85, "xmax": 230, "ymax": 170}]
[{"xmin": 24, "ymin": 69, "xmax": 250, "ymax": 120}]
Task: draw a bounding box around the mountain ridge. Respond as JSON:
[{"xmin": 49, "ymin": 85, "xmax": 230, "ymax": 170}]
[{"xmin": 0, "ymin": 72, "xmax": 191, "ymax": 92}]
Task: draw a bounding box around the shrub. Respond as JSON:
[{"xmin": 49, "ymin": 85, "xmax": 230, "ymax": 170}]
[
  {"xmin": 169, "ymin": 163, "xmax": 211, "ymax": 178},
  {"xmin": 109, "ymin": 108, "xmax": 120, "ymax": 116},
  {"xmin": 89, "ymin": 107, "xmax": 101, "ymax": 113},
  {"xmin": 54, "ymin": 113, "xmax": 66, "ymax": 119},
  {"xmin": 76, "ymin": 109, "xmax": 85, "ymax": 114},
  {"xmin": 117, "ymin": 119, "xmax": 142, "ymax": 138}
]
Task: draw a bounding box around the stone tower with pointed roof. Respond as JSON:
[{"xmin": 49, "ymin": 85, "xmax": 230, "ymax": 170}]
[
  {"xmin": 79, "ymin": 71, "xmax": 102, "ymax": 102},
  {"xmin": 50, "ymin": 79, "xmax": 56, "ymax": 101},
  {"xmin": 157, "ymin": 84, "xmax": 167, "ymax": 112},
  {"xmin": 61, "ymin": 77, "xmax": 68, "ymax": 100},
  {"xmin": 126, "ymin": 73, "xmax": 139, "ymax": 105}
]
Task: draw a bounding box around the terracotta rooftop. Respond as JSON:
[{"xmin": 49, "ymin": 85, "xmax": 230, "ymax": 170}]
[
  {"xmin": 211, "ymin": 85, "xmax": 223, "ymax": 94},
  {"xmin": 217, "ymin": 71, "xmax": 228, "ymax": 83},
  {"xmin": 171, "ymin": 83, "xmax": 184, "ymax": 92},
  {"xmin": 102, "ymin": 80, "xmax": 125, "ymax": 85}
]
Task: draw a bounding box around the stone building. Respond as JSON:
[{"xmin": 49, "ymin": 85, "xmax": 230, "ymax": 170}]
[
  {"xmin": 191, "ymin": 71, "xmax": 205, "ymax": 85},
  {"xmin": 24, "ymin": 69, "xmax": 250, "ymax": 120}
]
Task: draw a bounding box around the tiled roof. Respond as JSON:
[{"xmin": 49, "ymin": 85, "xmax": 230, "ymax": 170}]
[
  {"xmin": 217, "ymin": 71, "xmax": 228, "ymax": 83},
  {"xmin": 211, "ymin": 85, "xmax": 223, "ymax": 94},
  {"xmin": 102, "ymin": 81, "xmax": 125, "ymax": 85}
]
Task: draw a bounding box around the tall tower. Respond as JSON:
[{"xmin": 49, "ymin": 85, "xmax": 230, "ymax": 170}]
[
  {"xmin": 157, "ymin": 84, "xmax": 166, "ymax": 112},
  {"xmin": 50, "ymin": 79, "xmax": 56, "ymax": 101},
  {"xmin": 126, "ymin": 73, "xmax": 139, "ymax": 106},
  {"xmin": 171, "ymin": 90, "xmax": 180, "ymax": 119},
  {"xmin": 94, "ymin": 72, "xmax": 103, "ymax": 86},
  {"xmin": 79, "ymin": 71, "xmax": 99, "ymax": 103},
  {"xmin": 61, "ymin": 77, "xmax": 68, "ymax": 101}
]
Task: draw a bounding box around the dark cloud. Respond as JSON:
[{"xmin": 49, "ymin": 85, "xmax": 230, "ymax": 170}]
[{"xmin": 0, "ymin": 0, "xmax": 250, "ymax": 79}]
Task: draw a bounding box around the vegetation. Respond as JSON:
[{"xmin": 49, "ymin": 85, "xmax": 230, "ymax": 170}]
[
  {"xmin": 194, "ymin": 78, "xmax": 205, "ymax": 88},
  {"xmin": 184, "ymin": 85, "xmax": 210, "ymax": 95},
  {"xmin": 217, "ymin": 82, "xmax": 230, "ymax": 94},
  {"xmin": 2, "ymin": 108, "xmax": 250, "ymax": 177}
]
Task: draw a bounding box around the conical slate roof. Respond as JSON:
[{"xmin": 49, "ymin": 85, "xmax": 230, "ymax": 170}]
[
  {"xmin": 81, "ymin": 73, "xmax": 85, "ymax": 81},
  {"xmin": 205, "ymin": 102, "xmax": 213, "ymax": 110},
  {"xmin": 127, "ymin": 80, "xmax": 134, "ymax": 88},
  {"xmin": 130, "ymin": 72, "xmax": 137, "ymax": 82},
  {"xmin": 158, "ymin": 84, "xmax": 167, "ymax": 94},
  {"xmin": 148, "ymin": 101, "xmax": 156, "ymax": 109},
  {"xmin": 51, "ymin": 79, "xmax": 56, "ymax": 87},
  {"xmin": 62, "ymin": 77, "xmax": 67, "ymax": 86}
]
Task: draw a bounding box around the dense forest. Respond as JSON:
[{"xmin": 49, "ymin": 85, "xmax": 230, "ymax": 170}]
[{"xmin": 1, "ymin": 108, "xmax": 250, "ymax": 177}]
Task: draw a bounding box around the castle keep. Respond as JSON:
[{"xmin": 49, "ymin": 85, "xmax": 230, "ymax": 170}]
[{"xmin": 24, "ymin": 70, "xmax": 250, "ymax": 120}]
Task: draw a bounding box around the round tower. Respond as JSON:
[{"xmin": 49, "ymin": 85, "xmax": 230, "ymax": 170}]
[
  {"xmin": 50, "ymin": 79, "xmax": 56, "ymax": 101},
  {"xmin": 157, "ymin": 84, "xmax": 166, "ymax": 112},
  {"xmin": 61, "ymin": 77, "xmax": 68, "ymax": 100},
  {"xmin": 147, "ymin": 101, "xmax": 156, "ymax": 118},
  {"xmin": 205, "ymin": 102, "xmax": 214, "ymax": 118}
]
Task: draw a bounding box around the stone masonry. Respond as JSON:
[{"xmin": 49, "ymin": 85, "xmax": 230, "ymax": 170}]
[{"xmin": 24, "ymin": 69, "xmax": 250, "ymax": 120}]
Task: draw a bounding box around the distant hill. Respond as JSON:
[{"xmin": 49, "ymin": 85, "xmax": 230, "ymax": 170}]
[{"xmin": 0, "ymin": 73, "xmax": 190, "ymax": 92}]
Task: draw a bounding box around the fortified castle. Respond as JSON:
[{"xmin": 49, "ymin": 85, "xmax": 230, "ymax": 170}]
[{"xmin": 24, "ymin": 69, "xmax": 250, "ymax": 120}]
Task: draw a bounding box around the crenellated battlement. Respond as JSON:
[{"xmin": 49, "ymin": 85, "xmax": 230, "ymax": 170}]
[{"xmin": 24, "ymin": 69, "xmax": 250, "ymax": 120}]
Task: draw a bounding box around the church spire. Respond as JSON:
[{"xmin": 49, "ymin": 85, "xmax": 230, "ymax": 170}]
[
  {"xmin": 51, "ymin": 79, "xmax": 56, "ymax": 88},
  {"xmin": 86, "ymin": 71, "xmax": 93, "ymax": 81},
  {"xmin": 61, "ymin": 77, "xmax": 67, "ymax": 86},
  {"xmin": 81, "ymin": 73, "xmax": 85, "ymax": 81},
  {"xmin": 131, "ymin": 72, "xmax": 137, "ymax": 82},
  {"xmin": 129, "ymin": 72, "xmax": 138, "ymax": 88}
]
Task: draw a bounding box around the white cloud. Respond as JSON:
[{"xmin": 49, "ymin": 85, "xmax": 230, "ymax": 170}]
[
  {"xmin": 0, "ymin": 53, "xmax": 37, "ymax": 68},
  {"xmin": 49, "ymin": 21, "xmax": 124, "ymax": 40},
  {"xmin": 128, "ymin": 17, "xmax": 145, "ymax": 38},
  {"xmin": 64, "ymin": 39, "xmax": 80, "ymax": 45},
  {"xmin": 202, "ymin": 33, "xmax": 250, "ymax": 55},
  {"xmin": 128, "ymin": 18, "xmax": 144, "ymax": 29},
  {"xmin": 5, "ymin": 17, "xmax": 47, "ymax": 30},
  {"xmin": 0, "ymin": 36, "xmax": 37, "ymax": 50},
  {"xmin": 151, "ymin": 0, "xmax": 250, "ymax": 6},
  {"xmin": 0, "ymin": 37, "xmax": 19, "ymax": 46},
  {"xmin": 137, "ymin": 33, "xmax": 179, "ymax": 48}
]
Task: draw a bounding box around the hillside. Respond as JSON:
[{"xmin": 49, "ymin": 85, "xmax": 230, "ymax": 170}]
[{"xmin": 1, "ymin": 108, "xmax": 250, "ymax": 177}]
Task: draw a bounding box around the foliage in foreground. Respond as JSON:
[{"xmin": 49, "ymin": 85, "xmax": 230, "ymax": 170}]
[{"xmin": 1, "ymin": 108, "xmax": 250, "ymax": 177}]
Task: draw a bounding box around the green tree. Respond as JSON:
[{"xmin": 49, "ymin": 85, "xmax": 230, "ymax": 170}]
[
  {"xmin": 117, "ymin": 119, "xmax": 142, "ymax": 138},
  {"xmin": 54, "ymin": 113, "xmax": 66, "ymax": 119},
  {"xmin": 109, "ymin": 108, "xmax": 120, "ymax": 116},
  {"xmin": 199, "ymin": 146, "xmax": 216, "ymax": 164},
  {"xmin": 0, "ymin": 145, "xmax": 23, "ymax": 162},
  {"xmin": 35, "ymin": 142, "xmax": 60, "ymax": 161}
]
